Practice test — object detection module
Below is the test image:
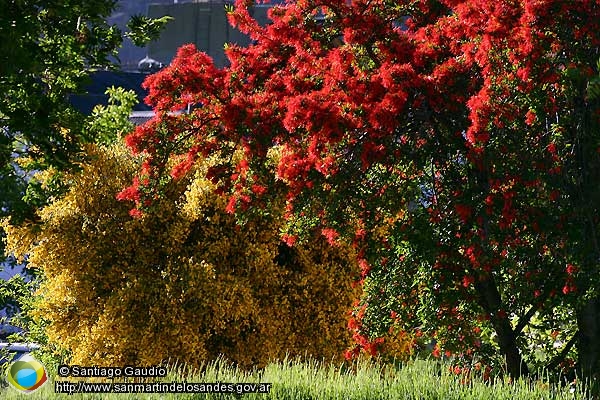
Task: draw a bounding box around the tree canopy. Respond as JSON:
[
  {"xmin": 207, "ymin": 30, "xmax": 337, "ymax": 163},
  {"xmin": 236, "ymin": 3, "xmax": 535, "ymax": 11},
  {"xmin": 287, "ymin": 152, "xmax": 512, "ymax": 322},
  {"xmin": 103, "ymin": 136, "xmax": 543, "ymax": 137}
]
[
  {"xmin": 0, "ymin": 0, "xmax": 170, "ymax": 243},
  {"xmin": 0, "ymin": 0, "xmax": 123, "ymax": 261},
  {"xmin": 119, "ymin": 0, "xmax": 600, "ymax": 386},
  {"xmin": 0, "ymin": 0, "xmax": 121, "ymax": 166}
]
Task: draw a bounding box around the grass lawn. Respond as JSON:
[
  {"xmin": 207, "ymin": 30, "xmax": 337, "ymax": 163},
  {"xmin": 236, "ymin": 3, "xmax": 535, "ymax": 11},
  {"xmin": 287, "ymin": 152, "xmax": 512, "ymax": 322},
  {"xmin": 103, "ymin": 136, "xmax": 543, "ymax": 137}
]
[{"xmin": 0, "ymin": 356, "xmax": 590, "ymax": 399}]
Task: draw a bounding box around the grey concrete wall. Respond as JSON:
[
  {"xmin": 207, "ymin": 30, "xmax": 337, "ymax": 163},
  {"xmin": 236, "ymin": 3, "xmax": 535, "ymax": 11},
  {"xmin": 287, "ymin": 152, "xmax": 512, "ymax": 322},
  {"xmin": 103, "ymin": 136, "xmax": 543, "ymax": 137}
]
[
  {"xmin": 111, "ymin": 0, "xmax": 180, "ymax": 71},
  {"xmin": 148, "ymin": 3, "xmax": 271, "ymax": 67}
]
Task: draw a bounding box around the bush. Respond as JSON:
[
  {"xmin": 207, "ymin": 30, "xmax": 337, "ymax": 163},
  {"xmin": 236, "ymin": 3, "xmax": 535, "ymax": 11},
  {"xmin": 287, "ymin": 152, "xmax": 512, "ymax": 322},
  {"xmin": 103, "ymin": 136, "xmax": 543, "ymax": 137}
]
[{"xmin": 3, "ymin": 143, "xmax": 360, "ymax": 369}]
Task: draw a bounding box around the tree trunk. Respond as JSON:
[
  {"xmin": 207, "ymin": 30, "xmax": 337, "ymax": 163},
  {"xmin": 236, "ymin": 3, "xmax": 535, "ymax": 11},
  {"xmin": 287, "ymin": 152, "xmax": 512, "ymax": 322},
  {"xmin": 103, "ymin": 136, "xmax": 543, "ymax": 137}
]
[
  {"xmin": 475, "ymin": 274, "xmax": 529, "ymax": 379},
  {"xmin": 578, "ymin": 297, "xmax": 600, "ymax": 397}
]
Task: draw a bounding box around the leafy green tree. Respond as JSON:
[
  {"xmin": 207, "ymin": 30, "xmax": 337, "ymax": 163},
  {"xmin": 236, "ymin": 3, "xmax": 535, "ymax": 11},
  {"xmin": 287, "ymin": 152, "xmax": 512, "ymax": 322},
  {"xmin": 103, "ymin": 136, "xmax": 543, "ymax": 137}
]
[
  {"xmin": 0, "ymin": 0, "xmax": 121, "ymax": 163},
  {"xmin": 125, "ymin": 15, "xmax": 174, "ymax": 47},
  {"xmin": 0, "ymin": 0, "xmax": 122, "ymax": 255},
  {"xmin": 0, "ymin": 1, "xmax": 171, "ymax": 250}
]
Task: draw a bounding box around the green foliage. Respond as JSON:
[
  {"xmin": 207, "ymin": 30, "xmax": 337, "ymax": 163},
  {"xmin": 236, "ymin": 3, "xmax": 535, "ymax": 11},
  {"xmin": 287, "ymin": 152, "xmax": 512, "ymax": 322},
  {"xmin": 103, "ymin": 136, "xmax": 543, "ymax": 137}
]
[
  {"xmin": 126, "ymin": 15, "xmax": 174, "ymax": 47},
  {"xmin": 0, "ymin": 0, "xmax": 121, "ymax": 168},
  {"xmin": 587, "ymin": 59, "xmax": 600, "ymax": 101},
  {"xmin": 0, "ymin": 274, "xmax": 30, "ymax": 319},
  {"xmin": 0, "ymin": 0, "xmax": 122, "ymax": 263},
  {"xmin": 87, "ymin": 87, "xmax": 137, "ymax": 145},
  {"xmin": 0, "ymin": 2, "xmax": 170, "ymax": 259}
]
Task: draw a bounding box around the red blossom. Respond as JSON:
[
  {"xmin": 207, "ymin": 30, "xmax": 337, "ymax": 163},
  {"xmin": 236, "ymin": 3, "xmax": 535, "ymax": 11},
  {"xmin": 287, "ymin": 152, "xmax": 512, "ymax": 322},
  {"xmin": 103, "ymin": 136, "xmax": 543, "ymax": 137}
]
[
  {"xmin": 281, "ymin": 234, "xmax": 297, "ymax": 247},
  {"xmin": 525, "ymin": 110, "xmax": 536, "ymax": 125},
  {"xmin": 251, "ymin": 184, "xmax": 267, "ymax": 195},
  {"xmin": 321, "ymin": 227, "xmax": 340, "ymax": 246},
  {"xmin": 129, "ymin": 208, "xmax": 143, "ymax": 218},
  {"xmin": 358, "ymin": 258, "xmax": 371, "ymax": 278},
  {"xmin": 462, "ymin": 275, "xmax": 475, "ymax": 287},
  {"xmin": 344, "ymin": 347, "xmax": 360, "ymax": 361},
  {"xmin": 432, "ymin": 344, "xmax": 441, "ymax": 358},
  {"xmin": 225, "ymin": 196, "xmax": 237, "ymax": 214},
  {"xmin": 170, "ymin": 159, "xmax": 193, "ymax": 180},
  {"xmin": 455, "ymin": 204, "xmax": 473, "ymax": 223},
  {"xmin": 116, "ymin": 177, "xmax": 141, "ymax": 202},
  {"xmin": 562, "ymin": 280, "xmax": 577, "ymax": 295}
]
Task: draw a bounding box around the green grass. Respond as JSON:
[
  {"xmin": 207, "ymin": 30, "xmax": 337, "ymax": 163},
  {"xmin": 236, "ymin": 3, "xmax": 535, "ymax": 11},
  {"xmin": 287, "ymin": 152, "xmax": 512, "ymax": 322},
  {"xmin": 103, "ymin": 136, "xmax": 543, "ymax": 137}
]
[{"xmin": 0, "ymin": 357, "xmax": 590, "ymax": 399}]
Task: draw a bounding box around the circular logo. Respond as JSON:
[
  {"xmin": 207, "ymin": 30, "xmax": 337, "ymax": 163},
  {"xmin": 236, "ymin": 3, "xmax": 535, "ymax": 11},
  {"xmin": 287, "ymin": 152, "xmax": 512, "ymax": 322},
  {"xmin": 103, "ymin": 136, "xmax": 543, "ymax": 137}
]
[{"xmin": 6, "ymin": 354, "xmax": 48, "ymax": 393}]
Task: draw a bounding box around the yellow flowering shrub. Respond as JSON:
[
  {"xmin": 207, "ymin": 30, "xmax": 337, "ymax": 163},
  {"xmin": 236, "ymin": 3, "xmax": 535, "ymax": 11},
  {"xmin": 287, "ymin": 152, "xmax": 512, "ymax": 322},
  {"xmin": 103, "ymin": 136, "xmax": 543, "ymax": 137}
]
[{"xmin": 3, "ymin": 143, "xmax": 359, "ymax": 369}]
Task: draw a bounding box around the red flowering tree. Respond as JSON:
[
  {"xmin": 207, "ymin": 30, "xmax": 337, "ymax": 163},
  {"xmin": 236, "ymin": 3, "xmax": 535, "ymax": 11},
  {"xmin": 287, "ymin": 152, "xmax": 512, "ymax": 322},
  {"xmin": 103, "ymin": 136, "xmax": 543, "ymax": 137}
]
[{"xmin": 119, "ymin": 0, "xmax": 600, "ymax": 384}]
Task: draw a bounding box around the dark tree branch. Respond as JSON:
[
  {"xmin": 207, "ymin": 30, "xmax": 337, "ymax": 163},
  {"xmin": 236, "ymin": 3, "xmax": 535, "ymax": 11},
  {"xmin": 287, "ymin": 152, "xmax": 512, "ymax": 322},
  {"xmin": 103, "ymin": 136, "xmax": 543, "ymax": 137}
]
[
  {"xmin": 546, "ymin": 331, "xmax": 579, "ymax": 372},
  {"xmin": 514, "ymin": 305, "xmax": 540, "ymax": 338}
]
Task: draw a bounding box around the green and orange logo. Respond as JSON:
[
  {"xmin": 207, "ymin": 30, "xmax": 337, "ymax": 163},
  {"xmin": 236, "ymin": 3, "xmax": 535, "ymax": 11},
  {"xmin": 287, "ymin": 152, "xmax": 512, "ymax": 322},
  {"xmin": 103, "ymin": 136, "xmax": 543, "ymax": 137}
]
[{"xmin": 6, "ymin": 354, "xmax": 48, "ymax": 393}]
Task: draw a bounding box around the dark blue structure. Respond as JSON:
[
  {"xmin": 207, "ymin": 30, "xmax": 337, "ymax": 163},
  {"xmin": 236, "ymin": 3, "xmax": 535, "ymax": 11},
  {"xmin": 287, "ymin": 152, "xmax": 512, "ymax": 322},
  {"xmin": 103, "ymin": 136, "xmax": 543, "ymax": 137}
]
[{"xmin": 69, "ymin": 70, "xmax": 152, "ymax": 116}]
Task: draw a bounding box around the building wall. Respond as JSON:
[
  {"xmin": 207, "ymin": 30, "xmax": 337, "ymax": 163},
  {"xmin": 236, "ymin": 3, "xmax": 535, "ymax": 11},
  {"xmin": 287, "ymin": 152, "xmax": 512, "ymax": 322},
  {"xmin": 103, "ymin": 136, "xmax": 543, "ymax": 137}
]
[
  {"xmin": 148, "ymin": 2, "xmax": 271, "ymax": 67},
  {"xmin": 110, "ymin": 0, "xmax": 175, "ymax": 71}
]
